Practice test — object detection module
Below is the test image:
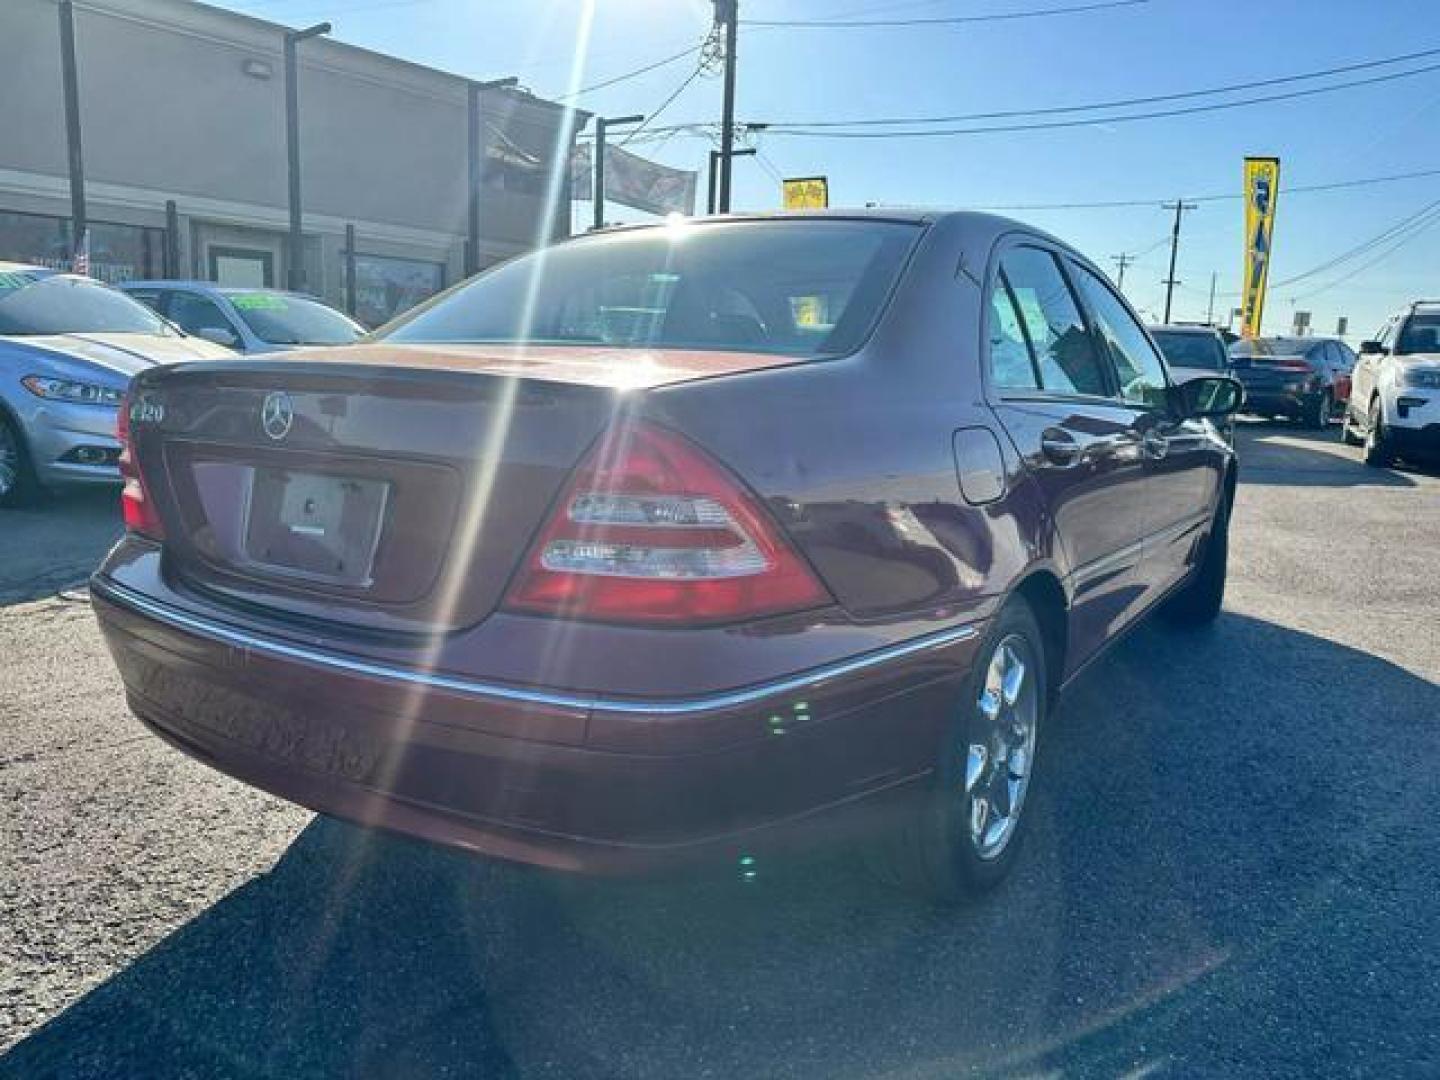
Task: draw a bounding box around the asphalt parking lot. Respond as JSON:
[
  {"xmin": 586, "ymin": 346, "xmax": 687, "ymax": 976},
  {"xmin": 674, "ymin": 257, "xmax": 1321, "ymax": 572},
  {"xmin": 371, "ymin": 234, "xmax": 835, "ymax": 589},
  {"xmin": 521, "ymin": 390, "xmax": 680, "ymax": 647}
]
[{"xmin": 2, "ymin": 422, "xmax": 1438, "ymax": 1078}]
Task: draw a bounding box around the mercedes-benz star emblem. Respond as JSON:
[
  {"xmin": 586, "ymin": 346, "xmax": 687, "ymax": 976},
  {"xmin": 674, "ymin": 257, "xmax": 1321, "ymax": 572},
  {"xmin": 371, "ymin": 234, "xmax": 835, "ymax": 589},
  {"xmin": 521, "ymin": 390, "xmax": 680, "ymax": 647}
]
[{"xmin": 261, "ymin": 391, "xmax": 294, "ymax": 441}]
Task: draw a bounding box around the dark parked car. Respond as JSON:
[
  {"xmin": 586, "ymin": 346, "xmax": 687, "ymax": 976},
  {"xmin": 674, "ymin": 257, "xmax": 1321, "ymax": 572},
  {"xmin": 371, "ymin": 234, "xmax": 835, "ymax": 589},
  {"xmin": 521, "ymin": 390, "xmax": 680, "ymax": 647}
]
[
  {"xmin": 91, "ymin": 212, "xmax": 1241, "ymax": 901},
  {"xmin": 1227, "ymin": 335, "xmax": 1354, "ymax": 428}
]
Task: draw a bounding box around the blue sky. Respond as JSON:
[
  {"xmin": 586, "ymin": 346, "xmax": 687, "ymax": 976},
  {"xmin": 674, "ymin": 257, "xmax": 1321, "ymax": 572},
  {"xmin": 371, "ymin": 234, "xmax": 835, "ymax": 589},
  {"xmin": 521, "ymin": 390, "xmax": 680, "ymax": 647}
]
[{"xmin": 223, "ymin": 0, "xmax": 1440, "ymax": 338}]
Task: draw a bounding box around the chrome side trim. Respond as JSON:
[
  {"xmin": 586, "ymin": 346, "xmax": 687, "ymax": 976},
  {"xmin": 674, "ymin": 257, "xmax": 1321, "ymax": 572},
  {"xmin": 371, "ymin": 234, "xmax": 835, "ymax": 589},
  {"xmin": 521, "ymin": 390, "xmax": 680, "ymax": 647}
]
[{"xmin": 91, "ymin": 576, "xmax": 979, "ymax": 717}]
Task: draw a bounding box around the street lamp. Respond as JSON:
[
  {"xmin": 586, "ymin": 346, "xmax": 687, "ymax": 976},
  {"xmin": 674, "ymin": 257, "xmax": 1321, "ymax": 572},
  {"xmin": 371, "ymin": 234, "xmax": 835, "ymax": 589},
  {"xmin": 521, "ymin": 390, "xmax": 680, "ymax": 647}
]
[
  {"xmin": 466, "ymin": 76, "xmax": 520, "ymax": 277},
  {"xmin": 283, "ymin": 21, "xmax": 330, "ymax": 292},
  {"xmin": 707, "ymin": 147, "xmax": 754, "ymax": 214},
  {"xmin": 592, "ymin": 114, "xmax": 644, "ymax": 231}
]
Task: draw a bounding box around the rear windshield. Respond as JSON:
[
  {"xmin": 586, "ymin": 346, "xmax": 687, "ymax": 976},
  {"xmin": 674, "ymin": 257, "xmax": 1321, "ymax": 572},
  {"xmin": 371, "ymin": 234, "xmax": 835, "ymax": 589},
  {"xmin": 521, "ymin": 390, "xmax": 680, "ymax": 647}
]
[
  {"xmin": 379, "ymin": 219, "xmax": 921, "ymax": 358},
  {"xmin": 1229, "ymin": 337, "xmax": 1313, "ymax": 360},
  {"xmin": 226, "ymin": 292, "xmax": 365, "ymax": 346},
  {"xmin": 1151, "ymin": 330, "xmax": 1227, "ymax": 370},
  {"xmin": 0, "ymin": 273, "xmax": 170, "ymax": 336}
]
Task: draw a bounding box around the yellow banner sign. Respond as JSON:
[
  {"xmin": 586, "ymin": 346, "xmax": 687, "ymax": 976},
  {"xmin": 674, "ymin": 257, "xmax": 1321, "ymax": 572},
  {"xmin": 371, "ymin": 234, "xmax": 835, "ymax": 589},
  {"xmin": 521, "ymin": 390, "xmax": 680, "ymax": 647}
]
[
  {"xmin": 1240, "ymin": 157, "xmax": 1280, "ymax": 339},
  {"xmin": 783, "ymin": 176, "xmax": 829, "ymax": 210}
]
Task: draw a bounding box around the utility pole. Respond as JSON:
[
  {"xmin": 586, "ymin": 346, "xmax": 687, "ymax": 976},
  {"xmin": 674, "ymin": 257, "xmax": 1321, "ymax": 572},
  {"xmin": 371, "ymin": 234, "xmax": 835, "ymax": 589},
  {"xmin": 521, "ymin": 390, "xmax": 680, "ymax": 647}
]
[
  {"xmin": 1161, "ymin": 199, "xmax": 1197, "ymax": 324},
  {"xmin": 714, "ymin": 0, "xmax": 739, "ymax": 213},
  {"xmin": 1205, "ymin": 271, "xmax": 1218, "ymax": 325},
  {"xmin": 467, "ymin": 76, "xmax": 519, "ymax": 277},
  {"xmin": 592, "ymin": 114, "xmax": 644, "ymax": 230},
  {"xmin": 707, "ymin": 147, "xmax": 755, "ymax": 214},
  {"xmin": 284, "ymin": 21, "xmax": 330, "ymax": 292},
  {"xmin": 58, "ymin": 0, "xmax": 86, "ymax": 259},
  {"xmin": 1111, "ymin": 253, "xmax": 1133, "ymax": 291}
]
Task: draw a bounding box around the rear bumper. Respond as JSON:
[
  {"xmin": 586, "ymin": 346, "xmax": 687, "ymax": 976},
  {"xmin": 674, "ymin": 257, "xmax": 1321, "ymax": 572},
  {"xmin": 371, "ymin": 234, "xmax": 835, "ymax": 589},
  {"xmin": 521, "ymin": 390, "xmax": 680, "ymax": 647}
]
[
  {"xmin": 1239, "ymin": 388, "xmax": 1315, "ymax": 416},
  {"xmin": 1387, "ymin": 422, "xmax": 1440, "ymax": 458},
  {"xmin": 91, "ymin": 575, "xmax": 982, "ymax": 875}
]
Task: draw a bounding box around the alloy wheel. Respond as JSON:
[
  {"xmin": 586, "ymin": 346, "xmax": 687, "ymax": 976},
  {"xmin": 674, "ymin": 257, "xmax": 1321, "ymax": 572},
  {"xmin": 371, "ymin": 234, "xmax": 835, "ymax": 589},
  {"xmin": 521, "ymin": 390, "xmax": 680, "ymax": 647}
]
[{"xmin": 965, "ymin": 633, "xmax": 1039, "ymax": 861}]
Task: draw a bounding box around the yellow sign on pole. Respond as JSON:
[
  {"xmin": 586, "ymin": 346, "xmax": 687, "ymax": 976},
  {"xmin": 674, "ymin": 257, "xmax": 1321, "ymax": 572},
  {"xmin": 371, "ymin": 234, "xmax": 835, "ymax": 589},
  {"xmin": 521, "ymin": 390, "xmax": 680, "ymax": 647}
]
[
  {"xmin": 1240, "ymin": 156, "xmax": 1280, "ymax": 339},
  {"xmin": 783, "ymin": 176, "xmax": 829, "ymax": 210}
]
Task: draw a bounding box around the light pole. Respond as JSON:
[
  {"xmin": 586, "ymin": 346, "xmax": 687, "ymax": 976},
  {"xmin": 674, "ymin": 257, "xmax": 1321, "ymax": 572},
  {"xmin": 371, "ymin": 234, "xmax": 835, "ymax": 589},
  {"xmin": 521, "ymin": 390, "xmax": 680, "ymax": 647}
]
[
  {"xmin": 466, "ymin": 76, "xmax": 519, "ymax": 277},
  {"xmin": 707, "ymin": 147, "xmax": 754, "ymax": 214},
  {"xmin": 58, "ymin": 0, "xmax": 86, "ymax": 261},
  {"xmin": 592, "ymin": 114, "xmax": 644, "ymax": 231},
  {"xmin": 284, "ymin": 21, "xmax": 330, "ymax": 292}
]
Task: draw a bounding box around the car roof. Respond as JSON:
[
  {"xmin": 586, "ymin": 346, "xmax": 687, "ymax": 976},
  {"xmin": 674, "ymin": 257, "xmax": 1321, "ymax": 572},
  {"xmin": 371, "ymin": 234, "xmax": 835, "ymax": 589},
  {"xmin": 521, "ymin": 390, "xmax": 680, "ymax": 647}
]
[
  {"xmin": 120, "ymin": 280, "xmax": 327, "ymax": 302},
  {"xmin": 1147, "ymin": 324, "xmax": 1221, "ymax": 335}
]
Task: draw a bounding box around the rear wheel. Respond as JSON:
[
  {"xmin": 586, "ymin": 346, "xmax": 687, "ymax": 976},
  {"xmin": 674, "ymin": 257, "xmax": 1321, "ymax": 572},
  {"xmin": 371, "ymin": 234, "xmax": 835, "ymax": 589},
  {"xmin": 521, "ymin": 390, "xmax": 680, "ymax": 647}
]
[
  {"xmin": 1340, "ymin": 404, "xmax": 1363, "ymax": 446},
  {"xmin": 1362, "ymin": 396, "xmax": 1394, "ymax": 467},
  {"xmin": 1161, "ymin": 488, "xmax": 1229, "ymax": 626},
  {"xmin": 0, "ymin": 414, "xmax": 40, "ymax": 509},
  {"xmin": 1304, "ymin": 391, "xmax": 1331, "ymax": 430},
  {"xmin": 864, "ymin": 598, "xmax": 1046, "ymax": 904}
]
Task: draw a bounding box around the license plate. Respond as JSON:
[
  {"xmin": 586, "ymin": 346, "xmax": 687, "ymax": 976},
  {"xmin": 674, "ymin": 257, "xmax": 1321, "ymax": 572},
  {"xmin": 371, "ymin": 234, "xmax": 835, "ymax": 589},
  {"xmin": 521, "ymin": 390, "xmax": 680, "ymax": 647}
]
[{"xmin": 243, "ymin": 468, "xmax": 389, "ymax": 587}]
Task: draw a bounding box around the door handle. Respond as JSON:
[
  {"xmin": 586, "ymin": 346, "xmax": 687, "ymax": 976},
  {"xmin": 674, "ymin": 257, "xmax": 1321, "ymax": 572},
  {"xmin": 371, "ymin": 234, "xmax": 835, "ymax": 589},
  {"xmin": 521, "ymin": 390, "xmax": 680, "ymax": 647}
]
[{"xmin": 1039, "ymin": 428, "xmax": 1081, "ymax": 467}]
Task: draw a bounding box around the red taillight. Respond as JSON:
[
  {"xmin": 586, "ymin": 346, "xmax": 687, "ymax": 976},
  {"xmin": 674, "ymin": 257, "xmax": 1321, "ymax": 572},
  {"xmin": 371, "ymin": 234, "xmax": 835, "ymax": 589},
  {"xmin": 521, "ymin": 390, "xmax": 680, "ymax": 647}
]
[
  {"xmin": 117, "ymin": 394, "xmax": 165, "ymax": 540},
  {"xmin": 503, "ymin": 420, "xmax": 830, "ymax": 625},
  {"xmin": 1270, "ymin": 357, "xmax": 1312, "ymax": 372}
]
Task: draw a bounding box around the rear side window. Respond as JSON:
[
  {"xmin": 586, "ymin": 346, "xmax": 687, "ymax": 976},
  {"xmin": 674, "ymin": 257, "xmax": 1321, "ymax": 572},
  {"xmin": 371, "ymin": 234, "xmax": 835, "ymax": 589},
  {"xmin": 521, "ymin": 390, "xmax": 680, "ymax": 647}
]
[
  {"xmin": 1069, "ymin": 263, "xmax": 1169, "ymax": 408},
  {"xmin": 987, "ymin": 273, "xmax": 1041, "ymax": 390},
  {"xmin": 997, "ymin": 247, "xmax": 1107, "ymax": 396}
]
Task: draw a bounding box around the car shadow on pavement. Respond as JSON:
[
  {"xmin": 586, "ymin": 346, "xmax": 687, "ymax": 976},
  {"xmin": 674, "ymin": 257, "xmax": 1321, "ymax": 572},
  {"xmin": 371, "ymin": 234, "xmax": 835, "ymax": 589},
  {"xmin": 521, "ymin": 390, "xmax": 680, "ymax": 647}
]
[
  {"xmin": 1, "ymin": 489, "xmax": 120, "ymax": 607},
  {"xmin": 1235, "ymin": 421, "xmax": 1433, "ymax": 488},
  {"xmin": 4, "ymin": 614, "xmax": 1440, "ymax": 1078}
]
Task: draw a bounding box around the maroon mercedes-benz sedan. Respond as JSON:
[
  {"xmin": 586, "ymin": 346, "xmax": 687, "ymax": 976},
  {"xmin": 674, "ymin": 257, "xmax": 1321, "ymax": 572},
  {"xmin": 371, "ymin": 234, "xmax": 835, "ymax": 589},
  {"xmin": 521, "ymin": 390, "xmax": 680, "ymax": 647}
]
[{"xmin": 91, "ymin": 212, "xmax": 1241, "ymax": 901}]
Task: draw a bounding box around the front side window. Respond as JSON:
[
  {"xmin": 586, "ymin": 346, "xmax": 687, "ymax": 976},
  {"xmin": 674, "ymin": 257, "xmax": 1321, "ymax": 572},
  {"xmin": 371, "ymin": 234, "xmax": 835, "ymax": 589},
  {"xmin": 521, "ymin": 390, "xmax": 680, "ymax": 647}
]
[
  {"xmin": 1397, "ymin": 309, "xmax": 1440, "ymax": 355},
  {"xmin": 380, "ymin": 220, "xmax": 921, "ymax": 359},
  {"xmin": 168, "ymin": 292, "xmax": 235, "ymax": 340},
  {"xmin": 1070, "ymin": 263, "xmax": 1169, "ymax": 408},
  {"xmin": 997, "ymin": 246, "xmax": 1106, "ymax": 396}
]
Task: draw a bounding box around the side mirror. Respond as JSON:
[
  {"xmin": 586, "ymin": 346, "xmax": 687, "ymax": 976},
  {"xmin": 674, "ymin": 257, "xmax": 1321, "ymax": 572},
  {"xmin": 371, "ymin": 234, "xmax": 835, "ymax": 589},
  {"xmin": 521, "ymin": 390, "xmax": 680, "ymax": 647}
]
[
  {"xmin": 196, "ymin": 326, "xmax": 240, "ymax": 349},
  {"xmin": 1173, "ymin": 375, "xmax": 1243, "ymax": 420},
  {"xmin": 1359, "ymin": 340, "xmax": 1386, "ymax": 356}
]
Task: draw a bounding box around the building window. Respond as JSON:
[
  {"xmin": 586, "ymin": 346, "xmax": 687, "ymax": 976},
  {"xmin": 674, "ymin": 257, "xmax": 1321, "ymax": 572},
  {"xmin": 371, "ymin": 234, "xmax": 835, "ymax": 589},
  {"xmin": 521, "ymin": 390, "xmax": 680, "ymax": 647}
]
[
  {"xmin": 340, "ymin": 251, "xmax": 445, "ymax": 328},
  {"xmin": 0, "ymin": 210, "xmax": 164, "ymax": 284}
]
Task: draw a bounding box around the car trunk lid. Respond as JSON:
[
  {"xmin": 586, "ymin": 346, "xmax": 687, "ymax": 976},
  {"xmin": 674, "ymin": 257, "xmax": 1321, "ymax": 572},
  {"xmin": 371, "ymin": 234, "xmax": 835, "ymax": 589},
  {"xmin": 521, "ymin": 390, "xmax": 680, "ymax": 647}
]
[{"xmin": 126, "ymin": 345, "xmax": 800, "ymax": 634}]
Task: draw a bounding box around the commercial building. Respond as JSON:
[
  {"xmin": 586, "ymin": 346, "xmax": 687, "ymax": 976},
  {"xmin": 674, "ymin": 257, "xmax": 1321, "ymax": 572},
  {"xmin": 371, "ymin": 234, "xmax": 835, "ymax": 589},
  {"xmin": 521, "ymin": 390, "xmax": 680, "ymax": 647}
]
[{"xmin": 0, "ymin": 0, "xmax": 588, "ymax": 325}]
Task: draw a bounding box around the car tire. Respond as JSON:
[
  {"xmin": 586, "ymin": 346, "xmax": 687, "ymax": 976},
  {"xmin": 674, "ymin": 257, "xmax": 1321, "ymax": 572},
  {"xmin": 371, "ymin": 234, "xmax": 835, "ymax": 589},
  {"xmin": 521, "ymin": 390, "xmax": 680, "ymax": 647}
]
[
  {"xmin": 862, "ymin": 597, "xmax": 1047, "ymax": 904},
  {"xmin": 1340, "ymin": 405, "xmax": 1363, "ymax": 446},
  {"xmin": 1304, "ymin": 391, "xmax": 1331, "ymax": 430},
  {"xmin": 1161, "ymin": 488, "xmax": 1230, "ymax": 626},
  {"xmin": 0, "ymin": 413, "xmax": 41, "ymax": 509},
  {"xmin": 1362, "ymin": 396, "xmax": 1394, "ymax": 467}
]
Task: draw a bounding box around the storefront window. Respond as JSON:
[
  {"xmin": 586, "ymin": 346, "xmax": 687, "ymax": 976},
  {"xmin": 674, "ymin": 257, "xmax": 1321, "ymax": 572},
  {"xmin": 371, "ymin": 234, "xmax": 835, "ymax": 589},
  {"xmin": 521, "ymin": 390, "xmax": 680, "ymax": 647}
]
[
  {"xmin": 0, "ymin": 211, "xmax": 164, "ymax": 284},
  {"xmin": 340, "ymin": 251, "xmax": 444, "ymax": 328}
]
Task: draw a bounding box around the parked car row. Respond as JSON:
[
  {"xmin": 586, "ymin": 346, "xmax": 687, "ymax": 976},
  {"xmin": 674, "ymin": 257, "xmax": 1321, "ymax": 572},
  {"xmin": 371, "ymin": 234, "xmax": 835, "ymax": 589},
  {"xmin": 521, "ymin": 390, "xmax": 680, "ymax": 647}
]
[{"xmin": 0, "ymin": 263, "xmax": 364, "ymax": 506}]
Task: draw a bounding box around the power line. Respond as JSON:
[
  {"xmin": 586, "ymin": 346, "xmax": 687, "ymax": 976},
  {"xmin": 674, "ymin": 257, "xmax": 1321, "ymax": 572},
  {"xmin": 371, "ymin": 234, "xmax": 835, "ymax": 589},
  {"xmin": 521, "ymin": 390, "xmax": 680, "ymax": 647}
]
[
  {"xmin": 1288, "ymin": 205, "xmax": 1440, "ymax": 302},
  {"xmin": 760, "ymin": 45, "xmax": 1440, "ymax": 128},
  {"xmin": 555, "ymin": 43, "xmax": 700, "ymax": 102},
  {"xmin": 764, "ymin": 59, "xmax": 1440, "ymax": 137},
  {"xmin": 618, "ymin": 60, "xmax": 706, "ymax": 146},
  {"xmin": 1271, "ymin": 196, "xmax": 1440, "ymax": 290},
  {"xmin": 747, "ymin": 0, "xmax": 1148, "ymax": 28},
  {"xmin": 972, "ymin": 164, "xmax": 1440, "ymax": 211}
]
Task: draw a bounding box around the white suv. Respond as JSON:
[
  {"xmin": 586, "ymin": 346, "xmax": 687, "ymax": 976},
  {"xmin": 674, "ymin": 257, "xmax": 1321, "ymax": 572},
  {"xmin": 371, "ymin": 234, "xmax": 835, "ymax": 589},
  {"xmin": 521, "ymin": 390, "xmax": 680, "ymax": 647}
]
[{"xmin": 1342, "ymin": 302, "xmax": 1440, "ymax": 466}]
